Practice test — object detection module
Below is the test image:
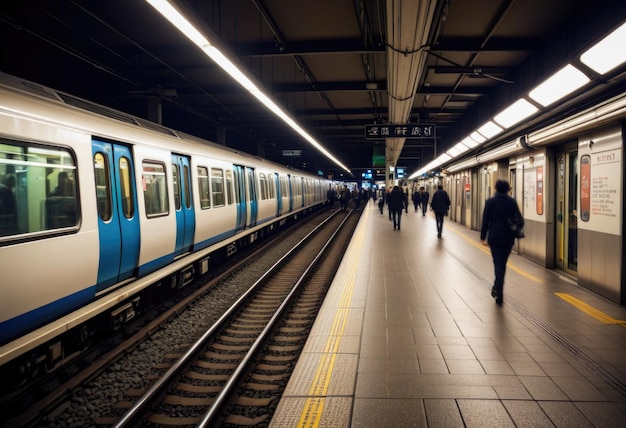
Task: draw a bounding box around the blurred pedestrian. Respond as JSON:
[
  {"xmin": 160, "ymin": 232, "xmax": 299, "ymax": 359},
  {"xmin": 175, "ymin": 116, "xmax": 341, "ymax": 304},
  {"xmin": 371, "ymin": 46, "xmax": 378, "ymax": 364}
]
[
  {"xmin": 419, "ymin": 186, "xmax": 429, "ymax": 216},
  {"xmin": 480, "ymin": 179, "xmax": 524, "ymax": 305},
  {"xmin": 430, "ymin": 185, "xmax": 450, "ymax": 238},
  {"xmin": 388, "ymin": 185, "xmax": 404, "ymax": 230}
]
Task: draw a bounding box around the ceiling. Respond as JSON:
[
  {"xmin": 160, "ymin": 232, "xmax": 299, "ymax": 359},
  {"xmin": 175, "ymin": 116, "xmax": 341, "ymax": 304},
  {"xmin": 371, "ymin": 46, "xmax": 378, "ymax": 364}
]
[{"xmin": 1, "ymin": 0, "xmax": 625, "ymax": 179}]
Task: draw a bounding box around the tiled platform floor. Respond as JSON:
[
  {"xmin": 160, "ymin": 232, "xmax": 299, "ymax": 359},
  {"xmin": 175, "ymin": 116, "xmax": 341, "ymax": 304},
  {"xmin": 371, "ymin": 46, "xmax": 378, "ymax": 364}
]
[{"xmin": 270, "ymin": 202, "xmax": 626, "ymax": 427}]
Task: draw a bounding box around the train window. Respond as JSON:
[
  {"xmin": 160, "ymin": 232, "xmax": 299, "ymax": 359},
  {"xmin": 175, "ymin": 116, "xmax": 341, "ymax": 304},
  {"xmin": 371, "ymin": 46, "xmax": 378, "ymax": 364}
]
[
  {"xmin": 119, "ymin": 157, "xmax": 134, "ymax": 219},
  {"xmin": 197, "ymin": 166, "xmax": 210, "ymax": 209},
  {"xmin": 232, "ymin": 169, "xmax": 242, "ymax": 204},
  {"xmin": 183, "ymin": 164, "xmax": 191, "ymax": 209},
  {"xmin": 259, "ymin": 173, "xmax": 268, "ymax": 200},
  {"xmin": 0, "ymin": 139, "xmax": 78, "ymax": 238},
  {"xmin": 268, "ymin": 176, "xmax": 275, "ymax": 199},
  {"xmin": 211, "ymin": 168, "xmax": 225, "ymax": 207},
  {"xmin": 143, "ymin": 161, "xmax": 169, "ymax": 217},
  {"xmin": 93, "ymin": 153, "xmax": 112, "ymax": 223},
  {"xmin": 172, "ymin": 163, "xmax": 181, "ymax": 211},
  {"xmin": 225, "ymin": 169, "xmax": 234, "ymax": 205}
]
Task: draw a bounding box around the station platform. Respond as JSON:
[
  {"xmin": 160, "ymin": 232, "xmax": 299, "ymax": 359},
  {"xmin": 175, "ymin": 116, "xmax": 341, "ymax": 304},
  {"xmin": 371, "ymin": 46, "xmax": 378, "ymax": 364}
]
[{"xmin": 270, "ymin": 201, "xmax": 626, "ymax": 427}]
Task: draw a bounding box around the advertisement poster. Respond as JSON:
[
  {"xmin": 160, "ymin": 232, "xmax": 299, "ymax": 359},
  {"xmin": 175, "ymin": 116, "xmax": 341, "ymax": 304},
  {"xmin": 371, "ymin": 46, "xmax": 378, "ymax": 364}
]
[{"xmin": 584, "ymin": 148, "xmax": 621, "ymax": 234}]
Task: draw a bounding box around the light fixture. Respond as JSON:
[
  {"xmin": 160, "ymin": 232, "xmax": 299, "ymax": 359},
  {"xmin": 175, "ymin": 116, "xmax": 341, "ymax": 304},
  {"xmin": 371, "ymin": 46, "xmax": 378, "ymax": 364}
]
[
  {"xmin": 528, "ymin": 64, "xmax": 590, "ymax": 107},
  {"xmin": 453, "ymin": 142, "xmax": 471, "ymax": 154},
  {"xmin": 462, "ymin": 136, "xmax": 480, "ymax": 148},
  {"xmin": 580, "ymin": 21, "xmax": 626, "ymax": 75},
  {"xmin": 493, "ymin": 98, "xmax": 539, "ymax": 128},
  {"xmin": 477, "ymin": 120, "xmax": 503, "ymax": 139},
  {"xmin": 144, "ymin": 0, "xmax": 351, "ymax": 173},
  {"xmin": 437, "ymin": 153, "xmax": 452, "ymax": 163},
  {"xmin": 469, "ymin": 132, "xmax": 487, "ymax": 144},
  {"xmin": 447, "ymin": 146, "xmax": 461, "ymax": 157}
]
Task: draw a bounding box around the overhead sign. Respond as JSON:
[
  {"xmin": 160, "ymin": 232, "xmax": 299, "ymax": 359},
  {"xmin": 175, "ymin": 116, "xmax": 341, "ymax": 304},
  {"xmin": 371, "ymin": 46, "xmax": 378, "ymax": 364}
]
[
  {"xmin": 365, "ymin": 123, "xmax": 436, "ymax": 140},
  {"xmin": 282, "ymin": 150, "xmax": 301, "ymax": 156}
]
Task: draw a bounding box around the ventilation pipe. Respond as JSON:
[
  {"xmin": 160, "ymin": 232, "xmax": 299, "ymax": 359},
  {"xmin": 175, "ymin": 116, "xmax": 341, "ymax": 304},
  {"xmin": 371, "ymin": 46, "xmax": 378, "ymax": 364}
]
[{"xmin": 385, "ymin": 0, "xmax": 438, "ymax": 189}]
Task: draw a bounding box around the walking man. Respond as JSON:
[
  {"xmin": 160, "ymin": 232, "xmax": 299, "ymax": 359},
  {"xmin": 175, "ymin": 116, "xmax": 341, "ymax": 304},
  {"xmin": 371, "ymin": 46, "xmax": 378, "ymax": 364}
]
[{"xmin": 430, "ymin": 185, "xmax": 450, "ymax": 238}]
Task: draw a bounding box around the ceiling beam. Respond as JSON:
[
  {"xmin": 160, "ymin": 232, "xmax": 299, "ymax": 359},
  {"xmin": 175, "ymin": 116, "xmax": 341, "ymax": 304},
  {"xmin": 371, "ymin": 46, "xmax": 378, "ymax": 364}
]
[
  {"xmin": 431, "ymin": 36, "xmax": 542, "ymax": 51},
  {"xmin": 234, "ymin": 38, "xmax": 386, "ymax": 57}
]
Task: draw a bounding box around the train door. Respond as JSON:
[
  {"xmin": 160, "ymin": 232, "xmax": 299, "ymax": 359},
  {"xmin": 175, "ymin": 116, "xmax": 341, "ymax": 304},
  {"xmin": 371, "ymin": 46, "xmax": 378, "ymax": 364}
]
[
  {"xmin": 92, "ymin": 139, "xmax": 140, "ymax": 291},
  {"xmin": 171, "ymin": 154, "xmax": 195, "ymax": 256},
  {"xmin": 275, "ymin": 173, "xmax": 282, "ymax": 216},
  {"xmin": 555, "ymin": 149, "xmax": 578, "ymax": 273},
  {"xmin": 287, "ymin": 174, "xmax": 293, "ymax": 212},
  {"xmin": 246, "ymin": 166, "xmax": 258, "ymax": 226},
  {"xmin": 233, "ymin": 165, "xmax": 247, "ymax": 231}
]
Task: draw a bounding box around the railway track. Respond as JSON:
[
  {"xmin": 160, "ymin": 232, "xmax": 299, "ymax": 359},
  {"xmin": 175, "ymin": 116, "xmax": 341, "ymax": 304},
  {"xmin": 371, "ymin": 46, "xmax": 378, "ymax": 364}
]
[
  {"xmin": 106, "ymin": 208, "xmax": 359, "ymax": 426},
  {"xmin": 3, "ymin": 206, "xmax": 360, "ymax": 427}
]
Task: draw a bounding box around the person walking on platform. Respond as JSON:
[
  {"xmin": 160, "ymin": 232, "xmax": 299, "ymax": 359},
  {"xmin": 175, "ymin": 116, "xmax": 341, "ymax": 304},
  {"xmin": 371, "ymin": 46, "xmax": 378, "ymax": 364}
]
[
  {"xmin": 419, "ymin": 186, "xmax": 429, "ymax": 216},
  {"xmin": 377, "ymin": 189, "xmax": 385, "ymax": 214},
  {"xmin": 480, "ymin": 179, "xmax": 523, "ymax": 305},
  {"xmin": 412, "ymin": 189, "xmax": 420, "ymax": 212},
  {"xmin": 430, "ymin": 185, "xmax": 450, "ymax": 238},
  {"xmin": 403, "ymin": 190, "xmax": 409, "ymax": 213},
  {"xmin": 388, "ymin": 185, "xmax": 404, "ymax": 230}
]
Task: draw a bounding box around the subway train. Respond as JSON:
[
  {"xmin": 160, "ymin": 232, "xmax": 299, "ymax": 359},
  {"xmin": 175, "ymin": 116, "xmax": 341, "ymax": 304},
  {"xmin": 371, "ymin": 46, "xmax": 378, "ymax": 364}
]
[
  {"xmin": 412, "ymin": 91, "xmax": 626, "ymax": 306},
  {"xmin": 0, "ymin": 72, "xmax": 333, "ymax": 382}
]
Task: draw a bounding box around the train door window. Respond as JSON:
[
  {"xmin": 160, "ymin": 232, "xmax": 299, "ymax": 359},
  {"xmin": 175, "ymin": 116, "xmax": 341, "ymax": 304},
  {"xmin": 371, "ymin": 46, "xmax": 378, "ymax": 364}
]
[
  {"xmin": 280, "ymin": 176, "xmax": 288, "ymax": 196},
  {"xmin": 142, "ymin": 161, "xmax": 168, "ymax": 217},
  {"xmin": 172, "ymin": 163, "xmax": 181, "ymax": 211},
  {"xmin": 197, "ymin": 166, "xmax": 210, "ymax": 209},
  {"xmin": 0, "ymin": 139, "xmax": 78, "ymax": 238},
  {"xmin": 119, "ymin": 157, "xmax": 134, "ymax": 219},
  {"xmin": 567, "ymin": 153, "xmax": 578, "ymax": 271},
  {"xmin": 225, "ymin": 169, "xmax": 234, "ymax": 205},
  {"xmin": 211, "ymin": 168, "xmax": 225, "ymax": 207},
  {"xmin": 183, "ymin": 164, "xmax": 191, "ymax": 209},
  {"xmin": 94, "ymin": 152, "xmax": 112, "ymax": 221},
  {"xmin": 232, "ymin": 168, "xmax": 242, "ymax": 204},
  {"xmin": 259, "ymin": 173, "xmax": 268, "ymax": 199},
  {"xmin": 267, "ymin": 175, "xmax": 275, "ymax": 199}
]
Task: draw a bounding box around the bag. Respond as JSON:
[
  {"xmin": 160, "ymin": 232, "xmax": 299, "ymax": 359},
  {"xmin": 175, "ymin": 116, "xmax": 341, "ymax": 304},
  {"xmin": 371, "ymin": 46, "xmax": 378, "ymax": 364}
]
[{"xmin": 507, "ymin": 213, "xmax": 525, "ymax": 239}]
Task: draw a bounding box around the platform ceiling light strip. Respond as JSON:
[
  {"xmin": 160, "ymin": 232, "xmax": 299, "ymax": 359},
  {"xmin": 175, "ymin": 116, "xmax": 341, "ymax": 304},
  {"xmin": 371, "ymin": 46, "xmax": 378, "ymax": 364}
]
[
  {"xmin": 493, "ymin": 98, "xmax": 539, "ymax": 128},
  {"xmin": 580, "ymin": 21, "xmax": 626, "ymax": 74},
  {"xmin": 529, "ymin": 64, "xmax": 590, "ymax": 107},
  {"xmin": 477, "ymin": 120, "xmax": 503, "ymax": 139},
  {"xmin": 144, "ymin": 0, "xmax": 351, "ymax": 174}
]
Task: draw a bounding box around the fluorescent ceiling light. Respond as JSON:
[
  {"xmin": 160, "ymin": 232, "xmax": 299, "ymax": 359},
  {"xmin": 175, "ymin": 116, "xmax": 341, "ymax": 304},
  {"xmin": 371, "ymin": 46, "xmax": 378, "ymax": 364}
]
[
  {"xmin": 437, "ymin": 153, "xmax": 452, "ymax": 163},
  {"xmin": 470, "ymin": 132, "xmax": 487, "ymax": 144},
  {"xmin": 453, "ymin": 142, "xmax": 471, "ymax": 154},
  {"xmin": 493, "ymin": 98, "xmax": 539, "ymax": 128},
  {"xmin": 528, "ymin": 64, "xmax": 590, "ymax": 107},
  {"xmin": 580, "ymin": 21, "xmax": 626, "ymax": 74},
  {"xmin": 462, "ymin": 136, "xmax": 480, "ymax": 148},
  {"xmin": 145, "ymin": 0, "xmax": 351, "ymax": 174},
  {"xmin": 477, "ymin": 121, "xmax": 503, "ymax": 139},
  {"xmin": 447, "ymin": 146, "xmax": 462, "ymax": 157},
  {"xmin": 447, "ymin": 141, "xmax": 471, "ymax": 158}
]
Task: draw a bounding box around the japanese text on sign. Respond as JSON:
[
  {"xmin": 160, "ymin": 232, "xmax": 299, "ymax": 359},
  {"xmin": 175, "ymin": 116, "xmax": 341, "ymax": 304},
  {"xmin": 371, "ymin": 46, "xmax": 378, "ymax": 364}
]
[{"xmin": 365, "ymin": 124, "xmax": 436, "ymax": 140}]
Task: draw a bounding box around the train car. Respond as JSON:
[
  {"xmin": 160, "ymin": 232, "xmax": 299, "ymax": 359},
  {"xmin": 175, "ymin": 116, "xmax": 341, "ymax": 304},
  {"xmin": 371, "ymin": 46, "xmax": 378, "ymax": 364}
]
[
  {"xmin": 0, "ymin": 72, "xmax": 332, "ymax": 382},
  {"xmin": 429, "ymin": 92, "xmax": 626, "ymax": 305}
]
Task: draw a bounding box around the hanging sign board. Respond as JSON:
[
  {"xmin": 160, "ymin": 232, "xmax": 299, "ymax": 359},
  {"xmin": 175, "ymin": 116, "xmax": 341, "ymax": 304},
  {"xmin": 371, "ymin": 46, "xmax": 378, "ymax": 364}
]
[
  {"xmin": 282, "ymin": 150, "xmax": 301, "ymax": 156},
  {"xmin": 365, "ymin": 124, "xmax": 436, "ymax": 140}
]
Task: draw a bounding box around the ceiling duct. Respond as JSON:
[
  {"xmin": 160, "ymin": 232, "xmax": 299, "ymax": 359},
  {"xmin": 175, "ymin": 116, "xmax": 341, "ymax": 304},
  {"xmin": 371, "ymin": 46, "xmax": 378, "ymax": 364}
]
[
  {"xmin": 385, "ymin": 0, "xmax": 438, "ymax": 169},
  {"xmin": 475, "ymin": 137, "xmax": 530, "ymax": 164}
]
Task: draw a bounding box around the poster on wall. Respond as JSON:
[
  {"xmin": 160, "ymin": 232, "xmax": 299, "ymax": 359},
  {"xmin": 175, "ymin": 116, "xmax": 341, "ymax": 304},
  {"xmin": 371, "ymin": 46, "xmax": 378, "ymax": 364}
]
[
  {"xmin": 523, "ymin": 168, "xmax": 539, "ymax": 220},
  {"xmin": 582, "ymin": 148, "xmax": 621, "ymax": 234}
]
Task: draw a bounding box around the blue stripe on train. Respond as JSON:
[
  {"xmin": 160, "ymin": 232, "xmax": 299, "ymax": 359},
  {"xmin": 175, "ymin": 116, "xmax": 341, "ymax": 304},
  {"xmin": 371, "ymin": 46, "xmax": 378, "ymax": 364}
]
[{"xmin": 0, "ymin": 286, "xmax": 95, "ymax": 346}]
